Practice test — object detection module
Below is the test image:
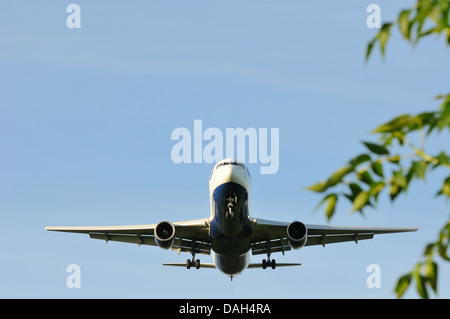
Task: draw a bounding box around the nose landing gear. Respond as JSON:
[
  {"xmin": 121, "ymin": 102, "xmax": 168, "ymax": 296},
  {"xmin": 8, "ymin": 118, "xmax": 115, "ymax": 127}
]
[{"xmin": 225, "ymin": 193, "xmax": 238, "ymax": 219}]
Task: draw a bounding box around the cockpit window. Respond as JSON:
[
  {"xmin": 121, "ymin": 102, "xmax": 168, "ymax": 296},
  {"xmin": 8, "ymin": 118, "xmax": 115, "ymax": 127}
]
[
  {"xmin": 221, "ymin": 160, "xmax": 243, "ymax": 167},
  {"xmin": 211, "ymin": 160, "xmax": 250, "ymax": 178},
  {"xmin": 216, "ymin": 160, "xmax": 248, "ymax": 170}
]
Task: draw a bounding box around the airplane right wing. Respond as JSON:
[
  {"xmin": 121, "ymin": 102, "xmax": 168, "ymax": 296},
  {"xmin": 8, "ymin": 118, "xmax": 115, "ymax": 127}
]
[{"xmin": 251, "ymin": 218, "xmax": 418, "ymax": 256}]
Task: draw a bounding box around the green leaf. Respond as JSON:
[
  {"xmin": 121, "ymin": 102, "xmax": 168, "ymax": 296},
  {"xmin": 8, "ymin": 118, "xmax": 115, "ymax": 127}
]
[
  {"xmin": 411, "ymin": 160, "xmax": 428, "ymax": 180},
  {"xmin": 369, "ymin": 181, "xmax": 385, "ymax": 204},
  {"xmin": 325, "ymin": 194, "xmax": 337, "ymax": 221},
  {"xmin": 344, "ymin": 183, "xmax": 363, "ymax": 203},
  {"xmin": 349, "ymin": 154, "xmax": 371, "ymax": 167},
  {"xmin": 307, "ymin": 181, "xmax": 328, "ymax": 193},
  {"xmin": 423, "ymin": 243, "xmax": 436, "ymax": 257},
  {"xmin": 395, "ymin": 273, "xmax": 412, "ymax": 299},
  {"xmin": 327, "ymin": 165, "xmax": 354, "ymax": 187},
  {"xmin": 437, "ymin": 221, "xmax": 450, "ymax": 261},
  {"xmin": 437, "ymin": 101, "xmax": 450, "ymax": 130},
  {"xmin": 434, "ymin": 152, "xmax": 450, "ymax": 168},
  {"xmin": 417, "ymin": 111, "xmax": 438, "ymax": 128},
  {"xmin": 369, "ymin": 181, "xmax": 385, "ymax": 198},
  {"xmin": 424, "ymin": 259, "xmax": 438, "ymax": 293},
  {"xmin": 313, "ymin": 193, "xmax": 336, "ymax": 213},
  {"xmin": 352, "ymin": 191, "xmax": 369, "ymax": 212},
  {"xmin": 307, "ymin": 166, "xmax": 354, "ymax": 193},
  {"xmin": 387, "ymin": 155, "xmax": 401, "ymax": 165},
  {"xmin": 371, "ymin": 160, "xmax": 384, "ymax": 177},
  {"xmin": 390, "ymin": 183, "xmax": 401, "ymax": 201},
  {"xmin": 415, "ymin": 0, "xmax": 434, "ymax": 39},
  {"xmin": 349, "ymin": 183, "xmax": 363, "ymax": 196},
  {"xmin": 413, "ymin": 266, "xmax": 429, "ymax": 299},
  {"xmin": 357, "ymin": 169, "xmax": 374, "ymax": 185},
  {"xmin": 392, "ymin": 170, "xmax": 408, "ymax": 189},
  {"xmin": 441, "ymin": 176, "xmax": 450, "ymax": 197},
  {"xmin": 378, "ymin": 23, "xmax": 393, "ymax": 57},
  {"xmin": 428, "ymin": 4, "xmax": 444, "ymax": 25},
  {"xmin": 362, "ymin": 141, "xmax": 390, "ymax": 155},
  {"xmin": 372, "ymin": 114, "xmax": 414, "ymax": 133},
  {"xmin": 420, "ymin": 27, "xmax": 439, "ymax": 37},
  {"xmin": 365, "ymin": 39, "xmax": 376, "ymax": 61},
  {"xmin": 398, "ymin": 9, "xmax": 411, "ymax": 40}
]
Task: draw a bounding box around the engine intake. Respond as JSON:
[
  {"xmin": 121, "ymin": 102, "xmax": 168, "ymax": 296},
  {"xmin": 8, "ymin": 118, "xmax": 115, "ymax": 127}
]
[
  {"xmin": 155, "ymin": 221, "xmax": 175, "ymax": 250},
  {"xmin": 287, "ymin": 221, "xmax": 308, "ymax": 249}
]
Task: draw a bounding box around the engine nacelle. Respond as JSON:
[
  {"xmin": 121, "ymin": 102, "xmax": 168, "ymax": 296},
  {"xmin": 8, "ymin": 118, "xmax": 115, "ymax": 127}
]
[
  {"xmin": 287, "ymin": 221, "xmax": 308, "ymax": 250},
  {"xmin": 155, "ymin": 221, "xmax": 175, "ymax": 250}
]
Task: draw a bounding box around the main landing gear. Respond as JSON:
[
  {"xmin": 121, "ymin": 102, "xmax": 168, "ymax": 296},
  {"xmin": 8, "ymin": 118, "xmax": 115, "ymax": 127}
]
[
  {"xmin": 262, "ymin": 251, "xmax": 276, "ymax": 269},
  {"xmin": 186, "ymin": 249, "xmax": 200, "ymax": 269},
  {"xmin": 262, "ymin": 258, "xmax": 276, "ymax": 269},
  {"xmin": 186, "ymin": 258, "xmax": 201, "ymax": 269}
]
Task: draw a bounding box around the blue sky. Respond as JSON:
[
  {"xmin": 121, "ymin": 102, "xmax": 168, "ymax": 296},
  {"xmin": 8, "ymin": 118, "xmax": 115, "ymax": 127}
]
[{"xmin": 1, "ymin": 1, "xmax": 449, "ymax": 299}]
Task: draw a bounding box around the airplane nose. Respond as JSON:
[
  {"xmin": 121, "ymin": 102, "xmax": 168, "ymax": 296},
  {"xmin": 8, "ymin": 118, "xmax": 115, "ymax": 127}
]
[
  {"xmin": 221, "ymin": 164, "xmax": 249, "ymax": 188},
  {"xmin": 220, "ymin": 164, "xmax": 235, "ymax": 181}
]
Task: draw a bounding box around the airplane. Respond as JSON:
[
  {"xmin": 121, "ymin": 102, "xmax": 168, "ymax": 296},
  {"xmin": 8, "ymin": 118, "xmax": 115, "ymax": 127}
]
[{"xmin": 46, "ymin": 158, "xmax": 418, "ymax": 280}]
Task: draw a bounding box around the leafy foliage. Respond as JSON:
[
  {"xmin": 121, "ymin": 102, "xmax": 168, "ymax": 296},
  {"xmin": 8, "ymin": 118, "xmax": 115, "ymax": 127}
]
[
  {"xmin": 366, "ymin": 0, "xmax": 450, "ymax": 60},
  {"xmin": 308, "ymin": 0, "xmax": 450, "ymax": 298},
  {"xmin": 395, "ymin": 220, "xmax": 449, "ymax": 298},
  {"xmin": 308, "ymin": 96, "xmax": 450, "ymax": 220},
  {"xmin": 308, "ymin": 95, "xmax": 450, "ymax": 299}
]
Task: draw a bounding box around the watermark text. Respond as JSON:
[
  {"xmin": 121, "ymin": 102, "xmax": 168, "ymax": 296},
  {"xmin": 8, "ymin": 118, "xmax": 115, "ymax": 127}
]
[{"xmin": 171, "ymin": 120, "xmax": 279, "ymax": 174}]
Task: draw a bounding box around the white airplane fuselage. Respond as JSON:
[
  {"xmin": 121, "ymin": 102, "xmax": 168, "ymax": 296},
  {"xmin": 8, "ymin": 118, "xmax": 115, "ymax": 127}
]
[{"xmin": 208, "ymin": 159, "xmax": 252, "ymax": 276}]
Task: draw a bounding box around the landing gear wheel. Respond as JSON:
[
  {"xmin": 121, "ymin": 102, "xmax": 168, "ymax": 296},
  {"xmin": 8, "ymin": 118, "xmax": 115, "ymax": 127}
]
[
  {"xmin": 262, "ymin": 259, "xmax": 267, "ymax": 269},
  {"xmin": 195, "ymin": 259, "xmax": 201, "ymax": 269},
  {"xmin": 186, "ymin": 259, "xmax": 191, "ymax": 269},
  {"xmin": 271, "ymin": 259, "xmax": 276, "ymax": 269}
]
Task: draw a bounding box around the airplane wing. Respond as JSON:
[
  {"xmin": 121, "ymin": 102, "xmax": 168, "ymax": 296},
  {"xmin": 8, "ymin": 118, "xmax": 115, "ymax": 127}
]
[
  {"xmin": 251, "ymin": 218, "xmax": 418, "ymax": 256},
  {"xmin": 45, "ymin": 218, "xmax": 212, "ymax": 256}
]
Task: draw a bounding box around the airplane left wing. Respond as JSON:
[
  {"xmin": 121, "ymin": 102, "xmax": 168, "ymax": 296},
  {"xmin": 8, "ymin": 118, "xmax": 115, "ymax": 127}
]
[
  {"xmin": 45, "ymin": 218, "xmax": 212, "ymax": 255},
  {"xmin": 251, "ymin": 218, "xmax": 418, "ymax": 256}
]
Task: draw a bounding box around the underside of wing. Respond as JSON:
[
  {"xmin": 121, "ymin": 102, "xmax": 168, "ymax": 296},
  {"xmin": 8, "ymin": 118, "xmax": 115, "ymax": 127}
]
[
  {"xmin": 305, "ymin": 224, "xmax": 418, "ymax": 247},
  {"xmin": 45, "ymin": 224, "xmax": 157, "ymax": 235},
  {"xmin": 251, "ymin": 218, "xmax": 418, "ymax": 256},
  {"xmin": 163, "ymin": 262, "xmax": 216, "ymax": 268},
  {"xmin": 45, "ymin": 218, "xmax": 212, "ymax": 255},
  {"xmin": 247, "ymin": 262, "xmax": 301, "ymax": 269}
]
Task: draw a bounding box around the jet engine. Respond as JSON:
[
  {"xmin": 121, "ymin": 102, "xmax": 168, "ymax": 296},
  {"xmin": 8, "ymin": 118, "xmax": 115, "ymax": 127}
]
[
  {"xmin": 155, "ymin": 221, "xmax": 175, "ymax": 249},
  {"xmin": 287, "ymin": 221, "xmax": 308, "ymax": 249}
]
